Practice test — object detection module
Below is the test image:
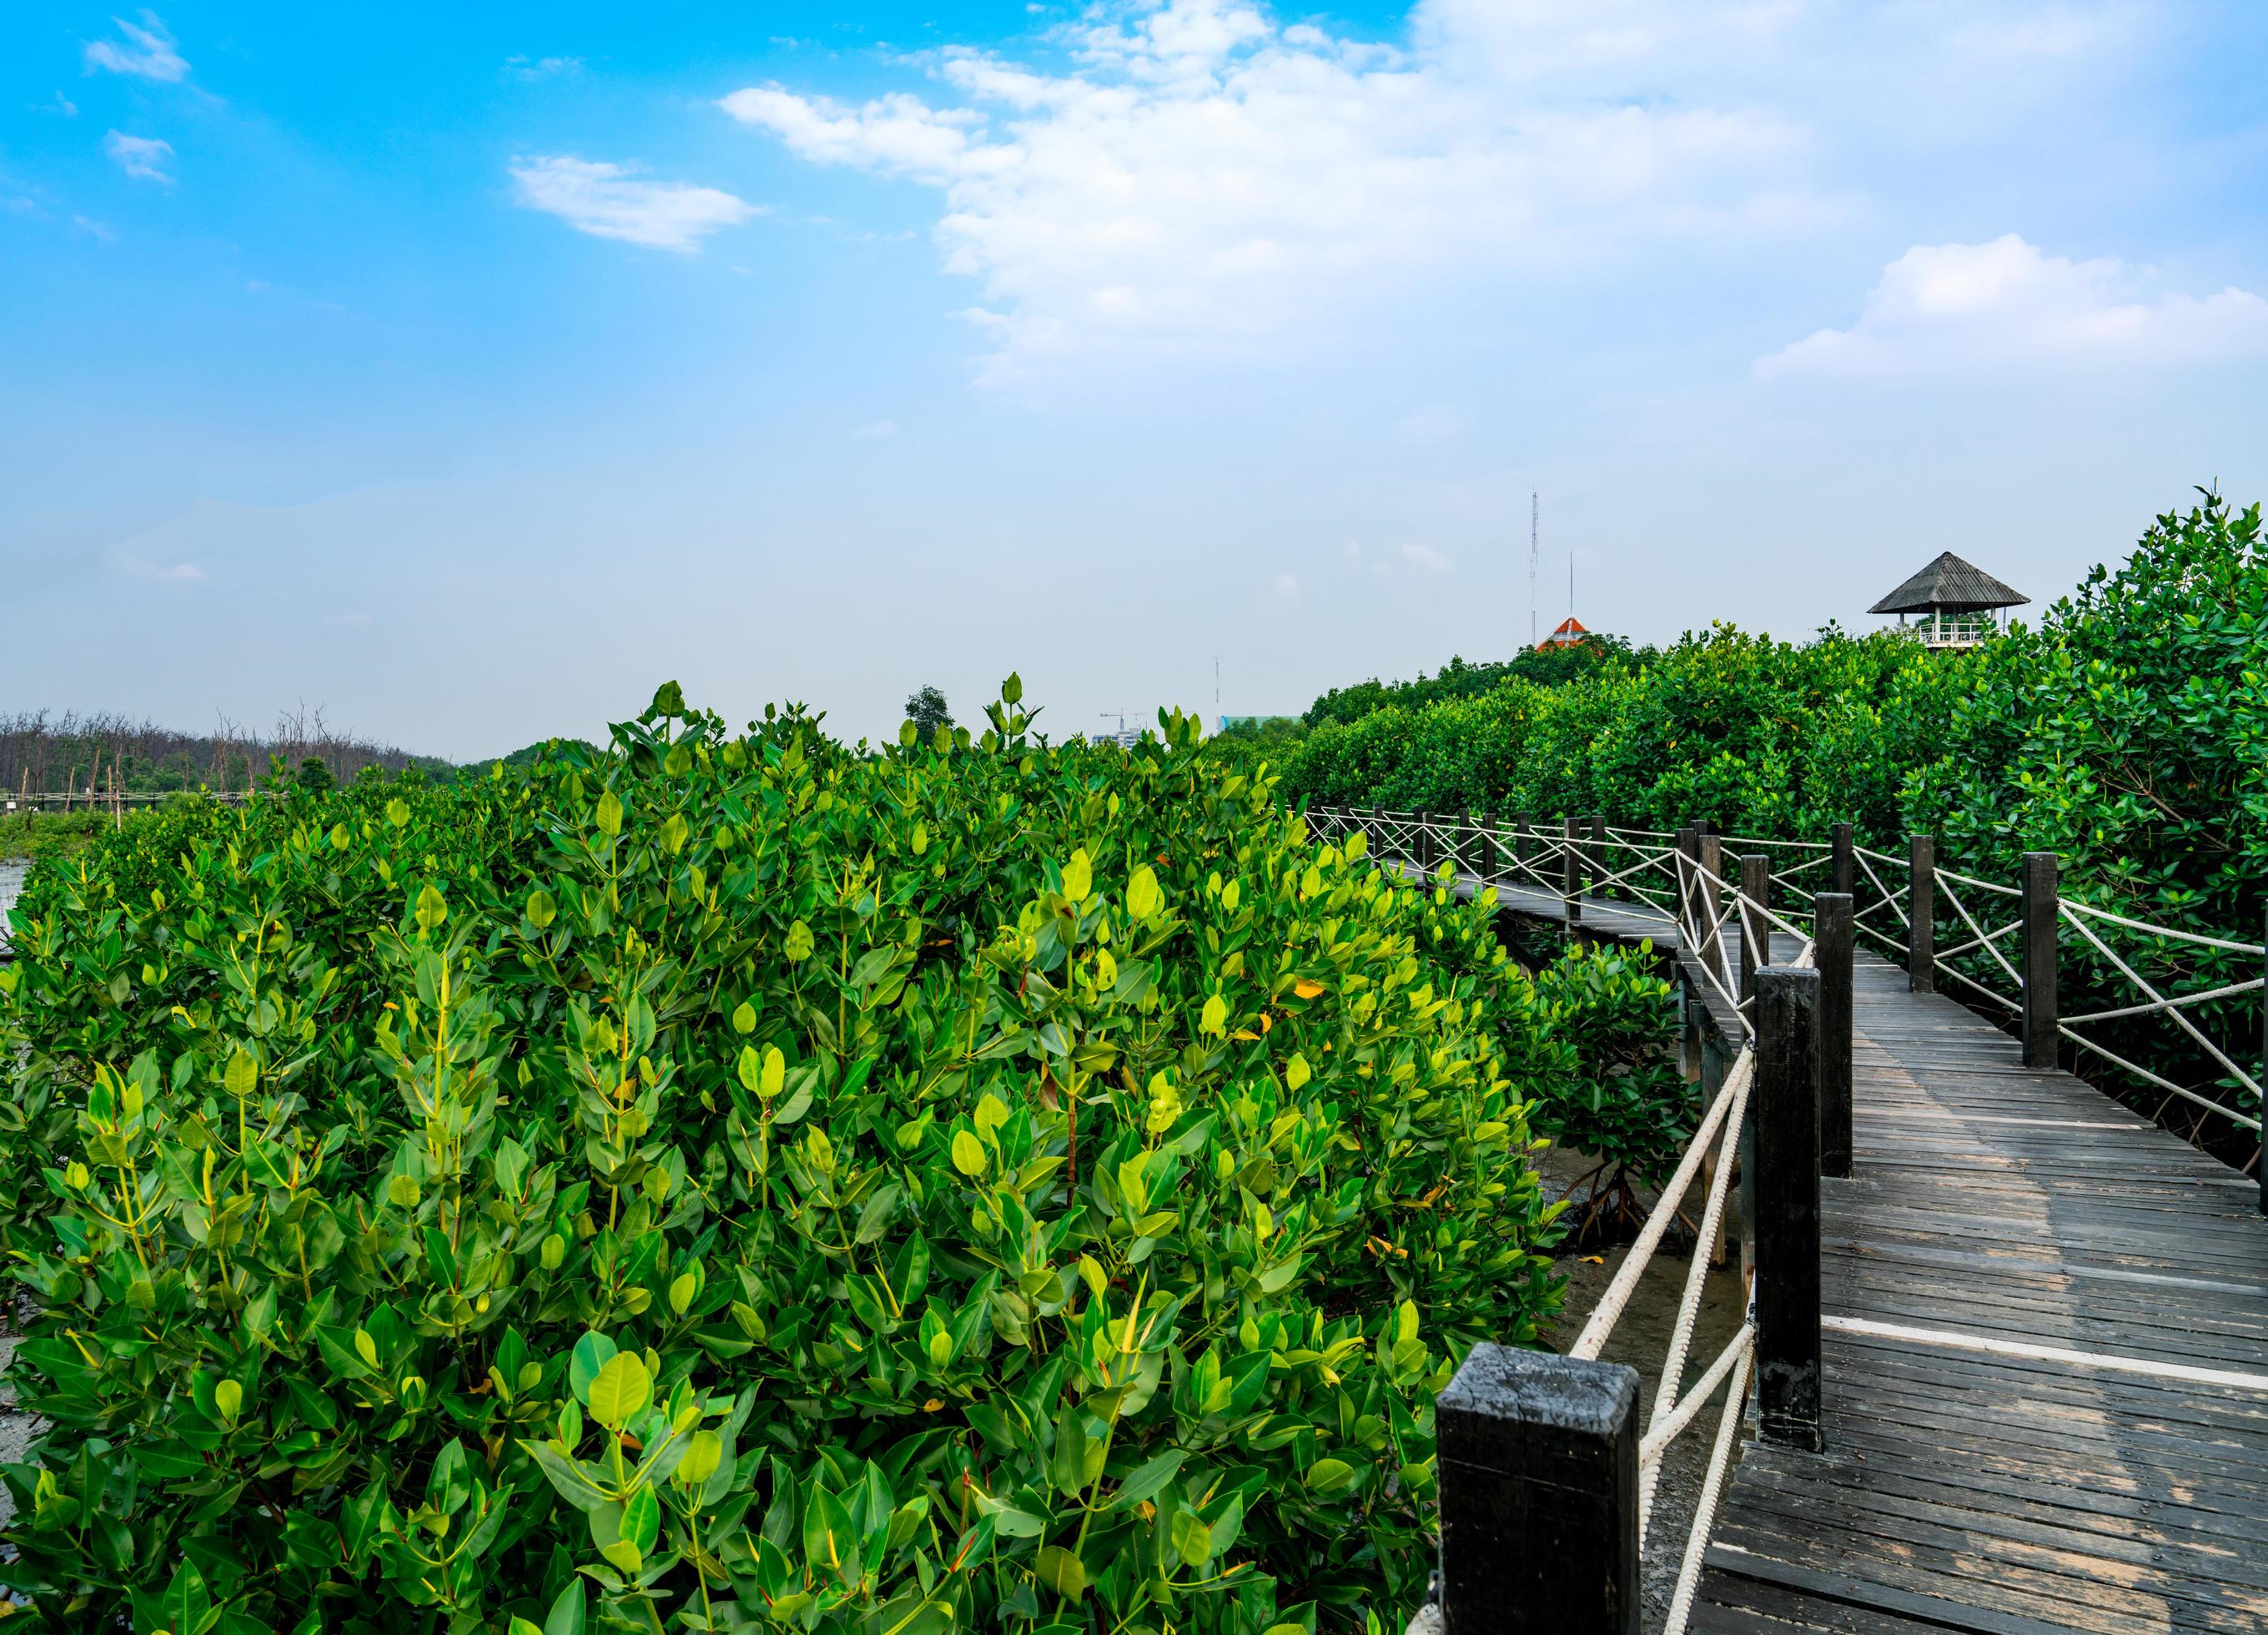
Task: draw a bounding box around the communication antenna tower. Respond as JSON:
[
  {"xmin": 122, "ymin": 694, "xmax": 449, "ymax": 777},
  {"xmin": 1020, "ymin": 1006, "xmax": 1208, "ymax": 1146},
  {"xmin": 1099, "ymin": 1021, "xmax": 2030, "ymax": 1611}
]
[{"xmin": 1529, "ymin": 491, "xmax": 1539, "ymax": 647}]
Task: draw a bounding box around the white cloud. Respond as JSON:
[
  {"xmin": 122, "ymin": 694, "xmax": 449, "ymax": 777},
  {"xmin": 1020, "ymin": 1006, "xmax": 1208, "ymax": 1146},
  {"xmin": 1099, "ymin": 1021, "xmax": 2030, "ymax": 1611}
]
[
  {"xmin": 853, "ymin": 419, "xmax": 900, "ymax": 439},
  {"xmin": 718, "ymin": 0, "xmax": 2156, "ymax": 386},
  {"xmin": 1400, "ymin": 542, "xmax": 1452, "ymax": 574},
  {"xmin": 104, "ymin": 131, "xmax": 174, "ymax": 184},
  {"xmin": 48, "ymin": 92, "xmax": 80, "ymax": 117},
  {"xmin": 510, "ymin": 157, "xmax": 758, "ymax": 252},
  {"xmin": 505, "ymin": 55, "xmax": 585, "ymax": 80},
  {"xmin": 103, "ymin": 542, "xmax": 203, "ymax": 582},
  {"xmin": 720, "ymin": 0, "xmax": 1828, "ymax": 383},
  {"xmin": 84, "ymin": 12, "xmax": 188, "ymax": 82},
  {"xmin": 1758, "ymin": 234, "xmax": 2268, "ymax": 378}
]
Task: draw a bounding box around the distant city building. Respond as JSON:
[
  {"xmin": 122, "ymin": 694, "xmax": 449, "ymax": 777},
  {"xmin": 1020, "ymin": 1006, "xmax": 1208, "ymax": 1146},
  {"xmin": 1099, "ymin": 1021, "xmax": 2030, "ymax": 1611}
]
[
  {"xmin": 1868, "ymin": 552, "xmax": 2028, "ymax": 650},
  {"xmin": 1536, "ymin": 615, "xmax": 1590, "ymax": 650}
]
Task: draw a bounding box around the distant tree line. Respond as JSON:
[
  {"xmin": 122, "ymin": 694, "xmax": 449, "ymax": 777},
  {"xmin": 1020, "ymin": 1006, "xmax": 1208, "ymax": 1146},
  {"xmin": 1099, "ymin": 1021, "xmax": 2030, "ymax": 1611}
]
[
  {"xmin": 0, "ymin": 706, "xmax": 449, "ymax": 797},
  {"xmin": 1300, "ymin": 635, "xmax": 1633, "ymax": 728}
]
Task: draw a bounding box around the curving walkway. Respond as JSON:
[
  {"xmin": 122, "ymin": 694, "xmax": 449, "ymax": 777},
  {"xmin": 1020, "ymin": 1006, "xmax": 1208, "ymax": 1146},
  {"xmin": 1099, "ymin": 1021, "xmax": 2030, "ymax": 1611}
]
[
  {"xmin": 1693, "ymin": 946, "xmax": 2268, "ymax": 1633},
  {"xmin": 1406, "ymin": 857, "xmax": 2268, "ymax": 1632}
]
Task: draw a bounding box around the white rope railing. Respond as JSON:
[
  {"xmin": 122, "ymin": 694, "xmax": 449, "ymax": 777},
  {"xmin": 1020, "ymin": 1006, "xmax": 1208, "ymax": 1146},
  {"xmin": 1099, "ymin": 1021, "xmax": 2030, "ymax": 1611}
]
[
  {"xmin": 1661, "ymin": 1338, "xmax": 1754, "ymax": 1635},
  {"xmin": 1570, "ymin": 1052, "xmax": 1755, "ymax": 1361},
  {"xmin": 1934, "ymin": 869, "xmax": 2024, "ymax": 1002},
  {"xmin": 2061, "ymin": 898, "xmax": 2268, "ymax": 955},
  {"xmin": 1310, "ymin": 803, "xmax": 2263, "ymax": 1147},
  {"xmin": 2057, "ymin": 903, "xmax": 2262, "ymax": 1124}
]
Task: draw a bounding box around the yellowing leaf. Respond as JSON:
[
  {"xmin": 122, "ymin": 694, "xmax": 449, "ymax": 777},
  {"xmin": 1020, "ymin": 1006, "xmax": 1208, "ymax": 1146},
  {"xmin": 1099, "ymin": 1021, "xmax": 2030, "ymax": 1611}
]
[
  {"xmin": 595, "ymin": 788, "xmax": 624, "ymax": 838},
  {"xmin": 1061, "ymin": 849, "xmax": 1093, "ymax": 902},
  {"xmin": 587, "ymin": 1351, "xmax": 652, "ymax": 1431},
  {"xmin": 1127, "ymin": 865, "xmax": 1163, "ymax": 920},
  {"xmin": 761, "ymin": 1045, "xmax": 785, "ymax": 1100},
  {"xmin": 1199, "ymin": 994, "xmax": 1228, "ymax": 1037},
  {"xmin": 732, "ymin": 1001, "xmax": 757, "ymax": 1035},
  {"xmin": 213, "ymin": 1379, "xmax": 243, "ymax": 1422},
  {"xmin": 784, "ymin": 920, "xmax": 815, "ymax": 962},
  {"xmin": 676, "ymin": 1429, "xmax": 722, "ymax": 1487},
  {"xmin": 224, "ymin": 1048, "xmax": 258, "ymax": 1100},
  {"xmin": 1285, "ymin": 1053, "xmax": 1312, "ymax": 1091},
  {"xmin": 1293, "ymin": 978, "xmax": 1328, "ymax": 999},
  {"xmin": 951, "ymin": 1129, "xmax": 988, "ymax": 1178},
  {"xmin": 415, "ymin": 882, "xmax": 448, "ymax": 933},
  {"xmin": 526, "ymin": 888, "xmax": 556, "ymax": 929}
]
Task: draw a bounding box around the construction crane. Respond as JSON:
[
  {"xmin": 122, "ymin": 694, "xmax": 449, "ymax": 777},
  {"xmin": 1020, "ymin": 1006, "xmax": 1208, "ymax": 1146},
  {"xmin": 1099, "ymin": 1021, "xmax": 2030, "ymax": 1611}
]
[{"xmin": 1094, "ymin": 710, "xmax": 1143, "ymax": 747}]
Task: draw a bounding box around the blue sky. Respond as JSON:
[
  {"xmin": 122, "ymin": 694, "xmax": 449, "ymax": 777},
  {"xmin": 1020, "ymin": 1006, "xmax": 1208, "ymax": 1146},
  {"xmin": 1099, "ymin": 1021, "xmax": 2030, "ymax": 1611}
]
[{"xmin": 5, "ymin": 1, "xmax": 2265, "ymax": 757}]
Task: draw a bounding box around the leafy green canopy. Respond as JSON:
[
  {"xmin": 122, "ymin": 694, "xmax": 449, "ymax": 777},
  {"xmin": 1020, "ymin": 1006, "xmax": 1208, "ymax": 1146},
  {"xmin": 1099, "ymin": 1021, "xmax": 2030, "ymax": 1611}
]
[
  {"xmin": 1283, "ymin": 623, "xmax": 1946, "ymax": 838},
  {"xmin": 1281, "ymin": 490, "xmax": 2267, "ymax": 1133},
  {"xmin": 0, "ymin": 680, "xmax": 1567, "ymax": 1635},
  {"xmin": 1300, "ymin": 641, "xmax": 1631, "ymax": 732}
]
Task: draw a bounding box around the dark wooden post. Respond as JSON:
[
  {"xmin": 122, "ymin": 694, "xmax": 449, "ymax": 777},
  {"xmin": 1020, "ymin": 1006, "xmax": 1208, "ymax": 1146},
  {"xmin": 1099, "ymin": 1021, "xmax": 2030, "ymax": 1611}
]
[
  {"xmin": 2021, "ymin": 852, "xmax": 2059, "ymax": 1069},
  {"xmin": 1907, "ymin": 833, "xmax": 1934, "ymax": 994},
  {"xmin": 1416, "ymin": 809, "xmax": 1435, "ymax": 873},
  {"xmin": 1831, "ymin": 822, "xmax": 1854, "ymax": 900},
  {"xmin": 1754, "ymin": 963, "xmax": 1823, "ymax": 1451},
  {"xmin": 1476, "ymin": 811, "xmax": 1498, "ymax": 884},
  {"xmin": 1435, "ymin": 1345, "xmax": 1641, "ymax": 1635},
  {"xmin": 1816, "ymin": 893, "xmax": 1854, "ymax": 1180},
  {"xmin": 1561, "ymin": 816, "xmax": 1582, "ymax": 923},
  {"xmin": 1739, "ymin": 853, "xmax": 1771, "ymax": 1004}
]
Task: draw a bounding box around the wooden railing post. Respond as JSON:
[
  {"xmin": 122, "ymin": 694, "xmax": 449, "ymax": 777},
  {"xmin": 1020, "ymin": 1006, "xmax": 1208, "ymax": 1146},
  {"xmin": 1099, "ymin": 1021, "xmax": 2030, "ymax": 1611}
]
[
  {"xmin": 1739, "ymin": 853, "xmax": 1771, "ymax": 1003},
  {"xmin": 1754, "ymin": 963, "xmax": 1823, "ymax": 1451},
  {"xmin": 1816, "ymin": 893, "xmax": 1854, "ymax": 1180},
  {"xmin": 1561, "ymin": 816, "xmax": 1582, "ymax": 924},
  {"xmin": 1697, "ymin": 829, "xmax": 1726, "ymax": 980},
  {"xmin": 2021, "ymin": 852, "xmax": 2059, "ymax": 1069},
  {"xmin": 1831, "ymin": 822, "xmax": 1854, "ymax": 900},
  {"xmin": 1907, "ymin": 833, "xmax": 1935, "ymax": 994},
  {"xmin": 1477, "ymin": 810, "xmax": 1498, "ymax": 884},
  {"xmin": 1435, "ymin": 1346, "xmax": 1641, "ymax": 1635}
]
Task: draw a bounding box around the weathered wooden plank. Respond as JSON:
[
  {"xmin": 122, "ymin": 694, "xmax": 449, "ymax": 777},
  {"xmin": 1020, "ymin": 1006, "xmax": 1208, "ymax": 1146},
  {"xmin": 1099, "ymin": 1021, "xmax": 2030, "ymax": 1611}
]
[{"xmin": 1695, "ymin": 942, "xmax": 2268, "ymax": 1632}]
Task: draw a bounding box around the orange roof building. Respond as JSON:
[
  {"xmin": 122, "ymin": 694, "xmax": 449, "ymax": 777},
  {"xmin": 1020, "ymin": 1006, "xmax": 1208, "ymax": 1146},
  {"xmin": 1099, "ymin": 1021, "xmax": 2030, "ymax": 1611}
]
[{"xmin": 1536, "ymin": 616, "xmax": 1589, "ymax": 650}]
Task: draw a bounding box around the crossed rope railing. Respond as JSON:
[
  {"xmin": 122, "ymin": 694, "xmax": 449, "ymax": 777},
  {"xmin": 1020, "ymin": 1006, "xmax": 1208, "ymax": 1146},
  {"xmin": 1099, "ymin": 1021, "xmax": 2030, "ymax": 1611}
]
[
  {"xmin": 1315, "ymin": 803, "xmax": 1829, "ymax": 1634},
  {"xmin": 1572, "ymin": 849, "xmax": 1820, "ymax": 1635},
  {"xmin": 1311, "ymin": 804, "xmax": 2265, "ymax": 1152},
  {"xmin": 1857, "ymin": 844, "xmax": 2262, "ymax": 1139},
  {"xmin": 1310, "ymin": 799, "xmax": 2260, "ymax": 1631}
]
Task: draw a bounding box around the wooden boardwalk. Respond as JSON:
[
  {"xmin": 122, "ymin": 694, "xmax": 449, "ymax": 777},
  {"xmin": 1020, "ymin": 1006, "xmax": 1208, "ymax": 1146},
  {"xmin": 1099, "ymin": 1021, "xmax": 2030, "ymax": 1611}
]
[
  {"xmin": 1694, "ymin": 947, "xmax": 2268, "ymax": 1634},
  {"xmin": 1421, "ymin": 862, "xmax": 2268, "ymax": 1632}
]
